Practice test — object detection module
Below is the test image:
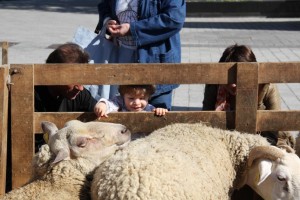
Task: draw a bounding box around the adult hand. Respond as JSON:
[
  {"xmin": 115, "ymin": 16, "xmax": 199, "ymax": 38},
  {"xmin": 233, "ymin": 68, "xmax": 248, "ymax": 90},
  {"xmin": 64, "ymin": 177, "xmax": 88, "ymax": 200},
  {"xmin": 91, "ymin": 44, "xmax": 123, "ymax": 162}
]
[{"xmin": 107, "ymin": 20, "xmax": 130, "ymax": 37}]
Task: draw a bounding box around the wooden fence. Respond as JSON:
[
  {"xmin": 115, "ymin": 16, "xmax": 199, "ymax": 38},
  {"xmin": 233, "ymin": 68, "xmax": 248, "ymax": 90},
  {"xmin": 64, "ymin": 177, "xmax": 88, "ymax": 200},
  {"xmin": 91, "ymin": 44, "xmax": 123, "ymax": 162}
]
[
  {"xmin": 0, "ymin": 42, "xmax": 9, "ymax": 196},
  {"xmin": 0, "ymin": 65, "xmax": 9, "ymax": 196},
  {"xmin": 8, "ymin": 62, "xmax": 300, "ymax": 189}
]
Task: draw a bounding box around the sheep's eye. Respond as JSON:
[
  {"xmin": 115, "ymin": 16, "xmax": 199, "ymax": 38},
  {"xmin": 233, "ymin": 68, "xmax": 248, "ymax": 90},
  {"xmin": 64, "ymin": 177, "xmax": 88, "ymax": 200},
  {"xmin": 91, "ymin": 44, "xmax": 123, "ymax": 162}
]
[
  {"xmin": 277, "ymin": 175, "xmax": 286, "ymax": 182},
  {"xmin": 76, "ymin": 137, "xmax": 87, "ymax": 148}
]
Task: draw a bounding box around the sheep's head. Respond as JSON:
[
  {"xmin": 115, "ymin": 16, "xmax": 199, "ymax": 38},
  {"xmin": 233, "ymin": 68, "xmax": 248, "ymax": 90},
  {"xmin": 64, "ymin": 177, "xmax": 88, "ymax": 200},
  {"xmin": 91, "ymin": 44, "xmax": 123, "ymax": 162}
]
[
  {"xmin": 244, "ymin": 146, "xmax": 300, "ymax": 200},
  {"xmin": 41, "ymin": 120, "xmax": 131, "ymax": 165}
]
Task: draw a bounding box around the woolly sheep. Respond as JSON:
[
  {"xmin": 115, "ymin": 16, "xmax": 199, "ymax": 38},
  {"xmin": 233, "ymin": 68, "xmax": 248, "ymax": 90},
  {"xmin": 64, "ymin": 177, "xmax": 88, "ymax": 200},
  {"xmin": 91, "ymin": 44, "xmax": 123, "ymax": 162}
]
[
  {"xmin": 91, "ymin": 123, "xmax": 300, "ymax": 200},
  {"xmin": 232, "ymin": 130, "xmax": 297, "ymax": 200},
  {"xmin": 2, "ymin": 120, "xmax": 131, "ymax": 200}
]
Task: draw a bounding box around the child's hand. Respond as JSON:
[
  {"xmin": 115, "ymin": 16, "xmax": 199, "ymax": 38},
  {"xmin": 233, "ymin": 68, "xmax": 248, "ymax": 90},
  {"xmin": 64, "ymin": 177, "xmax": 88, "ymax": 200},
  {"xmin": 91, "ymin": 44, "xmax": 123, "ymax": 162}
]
[
  {"xmin": 153, "ymin": 108, "xmax": 168, "ymax": 116},
  {"xmin": 94, "ymin": 102, "xmax": 108, "ymax": 119}
]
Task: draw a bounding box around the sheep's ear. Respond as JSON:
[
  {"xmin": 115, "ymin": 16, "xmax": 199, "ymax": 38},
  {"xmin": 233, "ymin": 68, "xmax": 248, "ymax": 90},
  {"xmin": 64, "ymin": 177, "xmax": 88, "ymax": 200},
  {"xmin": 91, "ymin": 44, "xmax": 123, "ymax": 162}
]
[
  {"xmin": 257, "ymin": 159, "xmax": 272, "ymax": 185},
  {"xmin": 52, "ymin": 148, "xmax": 70, "ymax": 165},
  {"xmin": 41, "ymin": 121, "xmax": 58, "ymax": 140}
]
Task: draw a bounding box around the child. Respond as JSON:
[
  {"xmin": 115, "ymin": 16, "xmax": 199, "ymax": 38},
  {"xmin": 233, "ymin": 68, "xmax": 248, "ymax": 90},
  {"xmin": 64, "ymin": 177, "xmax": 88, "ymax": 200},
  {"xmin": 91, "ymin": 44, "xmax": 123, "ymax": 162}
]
[
  {"xmin": 202, "ymin": 44, "xmax": 281, "ymax": 111},
  {"xmin": 94, "ymin": 85, "xmax": 168, "ymax": 118}
]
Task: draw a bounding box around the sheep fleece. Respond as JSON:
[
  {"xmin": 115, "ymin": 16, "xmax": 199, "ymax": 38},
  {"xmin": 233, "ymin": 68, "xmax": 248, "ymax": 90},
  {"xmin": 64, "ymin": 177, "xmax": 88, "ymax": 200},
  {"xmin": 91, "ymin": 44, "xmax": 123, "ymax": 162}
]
[{"xmin": 92, "ymin": 123, "xmax": 269, "ymax": 200}]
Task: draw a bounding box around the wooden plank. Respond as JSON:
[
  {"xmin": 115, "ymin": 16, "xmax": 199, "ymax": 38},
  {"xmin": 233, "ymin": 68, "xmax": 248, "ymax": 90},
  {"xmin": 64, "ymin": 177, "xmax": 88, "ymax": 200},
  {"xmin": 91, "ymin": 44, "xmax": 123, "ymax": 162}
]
[
  {"xmin": 29, "ymin": 63, "xmax": 236, "ymax": 85},
  {"xmin": 235, "ymin": 63, "xmax": 258, "ymax": 133},
  {"xmin": 34, "ymin": 111, "xmax": 235, "ymax": 134},
  {"xmin": 34, "ymin": 112, "xmax": 235, "ymax": 133},
  {"xmin": 0, "ymin": 66, "xmax": 9, "ymax": 196},
  {"xmin": 258, "ymin": 62, "xmax": 300, "ymax": 83},
  {"xmin": 1, "ymin": 42, "xmax": 8, "ymax": 65},
  {"xmin": 257, "ymin": 110, "xmax": 300, "ymax": 131},
  {"xmin": 10, "ymin": 64, "xmax": 34, "ymax": 189}
]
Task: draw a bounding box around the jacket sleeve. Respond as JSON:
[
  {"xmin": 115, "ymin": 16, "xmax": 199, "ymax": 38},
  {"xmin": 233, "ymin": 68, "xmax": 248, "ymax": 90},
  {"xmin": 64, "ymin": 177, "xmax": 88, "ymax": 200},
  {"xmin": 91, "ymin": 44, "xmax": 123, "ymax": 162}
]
[
  {"xmin": 78, "ymin": 89, "xmax": 98, "ymax": 112},
  {"xmin": 130, "ymin": 0, "xmax": 186, "ymax": 46},
  {"xmin": 99, "ymin": 98, "xmax": 120, "ymax": 114},
  {"xmin": 263, "ymin": 84, "xmax": 281, "ymax": 110},
  {"xmin": 95, "ymin": 1, "xmax": 113, "ymax": 33},
  {"xmin": 202, "ymin": 84, "xmax": 218, "ymax": 111}
]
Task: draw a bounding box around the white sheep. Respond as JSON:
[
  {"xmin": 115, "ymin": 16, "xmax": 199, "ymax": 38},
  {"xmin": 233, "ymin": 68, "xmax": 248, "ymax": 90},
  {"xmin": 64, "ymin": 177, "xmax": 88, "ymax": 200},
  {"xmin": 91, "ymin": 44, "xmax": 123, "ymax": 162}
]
[
  {"xmin": 91, "ymin": 123, "xmax": 300, "ymax": 200},
  {"xmin": 2, "ymin": 120, "xmax": 131, "ymax": 200}
]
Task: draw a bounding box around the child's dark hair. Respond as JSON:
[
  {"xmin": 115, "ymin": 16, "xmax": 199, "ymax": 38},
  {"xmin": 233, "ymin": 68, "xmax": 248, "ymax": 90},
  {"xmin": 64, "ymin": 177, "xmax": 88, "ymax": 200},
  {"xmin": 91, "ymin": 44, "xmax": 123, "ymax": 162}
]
[
  {"xmin": 118, "ymin": 85, "xmax": 156, "ymax": 97},
  {"xmin": 219, "ymin": 44, "xmax": 257, "ymax": 63},
  {"xmin": 46, "ymin": 43, "xmax": 89, "ymax": 64}
]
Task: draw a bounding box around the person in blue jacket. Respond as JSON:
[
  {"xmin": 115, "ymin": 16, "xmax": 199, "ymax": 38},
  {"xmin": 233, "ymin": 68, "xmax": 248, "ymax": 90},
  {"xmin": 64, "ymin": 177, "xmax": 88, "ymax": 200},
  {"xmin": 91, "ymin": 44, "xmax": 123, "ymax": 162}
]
[{"xmin": 95, "ymin": 0, "xmax": 186, "ymax": 110}]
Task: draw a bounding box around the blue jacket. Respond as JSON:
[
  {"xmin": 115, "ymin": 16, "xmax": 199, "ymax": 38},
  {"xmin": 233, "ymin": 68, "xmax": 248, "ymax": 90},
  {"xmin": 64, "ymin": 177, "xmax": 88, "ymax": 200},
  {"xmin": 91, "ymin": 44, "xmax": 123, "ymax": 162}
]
[{"xmin": 96, "ymin": 0, "xmax": 186, "ymax": 97}]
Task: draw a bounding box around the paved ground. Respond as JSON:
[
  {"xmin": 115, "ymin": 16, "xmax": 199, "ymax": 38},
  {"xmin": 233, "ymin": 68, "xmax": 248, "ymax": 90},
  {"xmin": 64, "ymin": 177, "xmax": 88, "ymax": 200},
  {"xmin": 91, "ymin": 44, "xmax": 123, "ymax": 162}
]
[{"xmin": 1, "ymin": 0, "xmax": 300, "ymax": 113}]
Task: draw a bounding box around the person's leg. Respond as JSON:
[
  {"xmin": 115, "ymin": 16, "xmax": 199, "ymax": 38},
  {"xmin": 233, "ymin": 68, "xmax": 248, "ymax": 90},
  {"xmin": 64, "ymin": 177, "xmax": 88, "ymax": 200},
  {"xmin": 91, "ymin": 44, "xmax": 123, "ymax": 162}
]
[
  {"xmin": 109, "ymin": 85, "xmax": 119, "ymax": 99},
  {"xmin": 149, "ymin": 90, "xmax": 173, "ymax": 110}
]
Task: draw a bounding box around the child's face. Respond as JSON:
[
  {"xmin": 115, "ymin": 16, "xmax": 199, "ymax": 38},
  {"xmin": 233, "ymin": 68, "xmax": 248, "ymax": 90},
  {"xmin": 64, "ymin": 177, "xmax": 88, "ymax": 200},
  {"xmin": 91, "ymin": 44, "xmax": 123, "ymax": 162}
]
[{"xmin": 123, "ymin": 93, "xmax": 149, "ymax": 112}]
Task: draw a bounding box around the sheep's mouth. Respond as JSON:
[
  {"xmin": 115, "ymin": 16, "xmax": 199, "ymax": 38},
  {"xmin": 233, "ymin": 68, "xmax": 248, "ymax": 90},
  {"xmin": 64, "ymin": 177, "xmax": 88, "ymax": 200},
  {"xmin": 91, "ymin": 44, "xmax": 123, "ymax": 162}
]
[{"xmin": 116, "ymin": 140, "xmax": 131, "ymax": 149}]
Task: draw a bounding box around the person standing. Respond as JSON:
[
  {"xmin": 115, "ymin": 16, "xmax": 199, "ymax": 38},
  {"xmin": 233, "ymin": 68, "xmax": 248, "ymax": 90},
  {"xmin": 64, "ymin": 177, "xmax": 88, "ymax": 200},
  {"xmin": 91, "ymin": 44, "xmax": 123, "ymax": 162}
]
[{"xmin": 95, "ymin": 0, "xmax": 186, "ymax": 110}]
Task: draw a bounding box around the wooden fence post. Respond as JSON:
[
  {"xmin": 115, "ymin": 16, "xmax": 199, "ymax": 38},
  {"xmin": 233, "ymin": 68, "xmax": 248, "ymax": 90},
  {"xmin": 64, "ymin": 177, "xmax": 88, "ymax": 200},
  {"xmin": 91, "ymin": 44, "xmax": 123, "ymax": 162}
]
[
  {"xmin": 235, "ymin": 63, "xmax": 258, "ymax": 133},
  {"xmin": 1, "ymin": 42, "xmax": 8, "ymax": 65},
  {"xmin": 0, "ymin": 66, "xmax": 9, "ymax": 196},
  {"xmin": 10, "ymin": 64, "xmax": 34, "ymax": 189}
]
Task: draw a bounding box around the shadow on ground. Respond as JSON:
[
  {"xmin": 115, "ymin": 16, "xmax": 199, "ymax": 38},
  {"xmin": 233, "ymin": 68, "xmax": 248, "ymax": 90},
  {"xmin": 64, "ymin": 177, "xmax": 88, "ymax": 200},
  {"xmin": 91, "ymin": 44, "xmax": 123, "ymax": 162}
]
[
  {"xmin": 0, "ymin": 0, "xmax": 98, "ymax": 14},
  {"xmin": 184, "ymin": 21, "xmax": 300, "ymax": 31},
  {"xmin": 1, "ymin": 0, "xmax": 300, "ymax": 31}
]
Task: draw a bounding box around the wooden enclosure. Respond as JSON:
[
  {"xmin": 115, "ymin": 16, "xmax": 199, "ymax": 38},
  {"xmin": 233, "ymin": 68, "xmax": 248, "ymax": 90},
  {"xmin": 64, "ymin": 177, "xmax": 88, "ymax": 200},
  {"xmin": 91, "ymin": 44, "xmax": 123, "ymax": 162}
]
[
  {"xmin": 0, "ymin": 65, "xmax": 9, "ymax": 196},
  {"xmin": 8, "ymin": 62, "xmax": 300, "ymax": 189},
  {"xmin": 0, "ymin": 41, "xmax": 9, "ymax": 196}
]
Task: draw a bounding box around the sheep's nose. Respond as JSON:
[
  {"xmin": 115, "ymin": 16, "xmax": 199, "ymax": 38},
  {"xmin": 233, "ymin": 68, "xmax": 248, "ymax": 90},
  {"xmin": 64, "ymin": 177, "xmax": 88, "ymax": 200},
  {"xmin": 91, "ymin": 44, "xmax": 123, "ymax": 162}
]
[{"xmin": 121, "ymin": 128, "xmax": 128, "ymax": 134}]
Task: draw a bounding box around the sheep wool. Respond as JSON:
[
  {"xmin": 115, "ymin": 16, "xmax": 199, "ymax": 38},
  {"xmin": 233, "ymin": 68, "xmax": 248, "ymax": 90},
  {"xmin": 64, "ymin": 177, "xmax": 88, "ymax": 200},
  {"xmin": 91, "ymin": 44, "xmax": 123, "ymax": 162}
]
[
  {"xmin": 2, "ymin": 120, "xmax": 131, "ymax": 200},
  {"xmin": 92, "ymin": 123, "xmax": 270, "ymax": 200},
  {"xmin": 2, "ymin": 145, "xmax": 93, "ymax": 200}
]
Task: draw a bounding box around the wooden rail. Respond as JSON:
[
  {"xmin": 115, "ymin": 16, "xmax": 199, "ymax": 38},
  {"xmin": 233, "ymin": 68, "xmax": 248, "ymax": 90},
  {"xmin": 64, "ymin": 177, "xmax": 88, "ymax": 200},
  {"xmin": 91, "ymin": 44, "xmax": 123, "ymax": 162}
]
[
  {"xmin": 9, "ymin": 62, "xmax": 300, "ymax": 189},
  {"xmin": 0, "ymin": 66, "xmax": 9, "ymax": 196}
]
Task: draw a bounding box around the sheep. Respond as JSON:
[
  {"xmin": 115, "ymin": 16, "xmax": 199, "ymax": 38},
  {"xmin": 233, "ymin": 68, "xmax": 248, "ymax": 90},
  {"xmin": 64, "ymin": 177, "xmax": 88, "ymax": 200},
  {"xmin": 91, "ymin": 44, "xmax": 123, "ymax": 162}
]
[
  {"xmin": 232, "ymin": 130, "xmax": 296, "ymax": 200},
  {"xmin": 2, "ymin": 120, "xmax": 131, "ymax": 200},
  {"xmin": 91, "ymin": 123, "xmax": 300, "ymax": 200}
]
